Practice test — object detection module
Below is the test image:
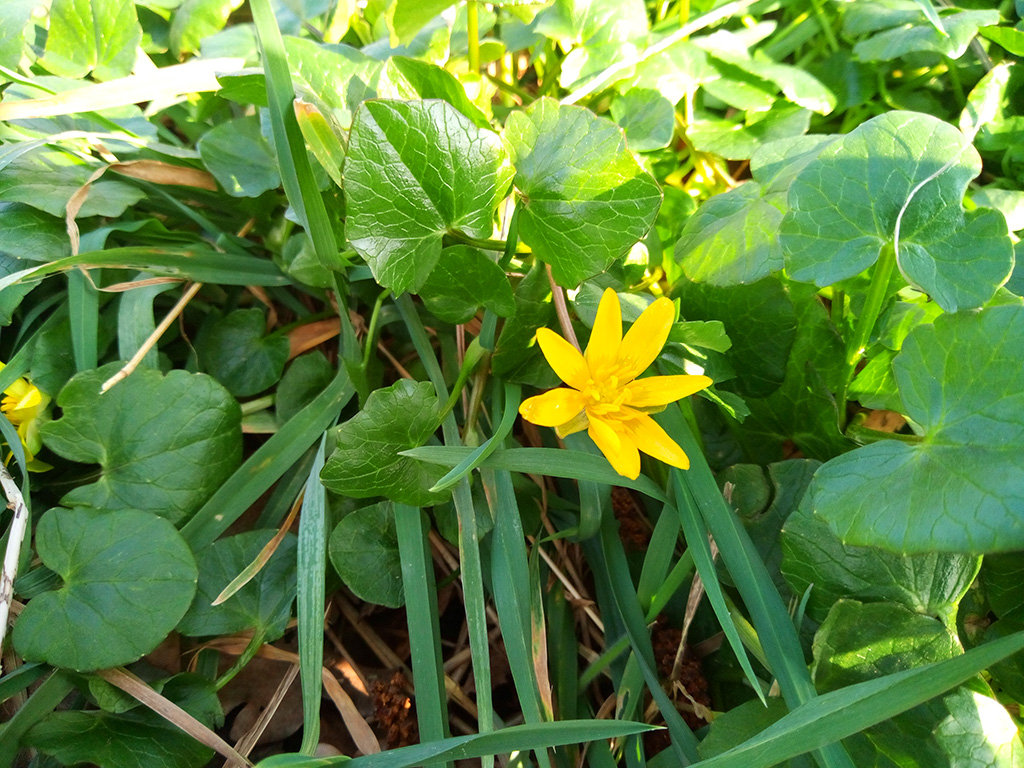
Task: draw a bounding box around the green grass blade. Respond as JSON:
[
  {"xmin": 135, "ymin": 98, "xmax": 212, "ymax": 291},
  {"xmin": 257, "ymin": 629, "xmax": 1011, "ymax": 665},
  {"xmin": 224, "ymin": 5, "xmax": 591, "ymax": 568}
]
[
  {"xmin": 67, "ymin": 270, "xmax": 98, "ymax": 371},
  {"xmin": 254, "ymin": 719, "xmax": 658, "ymax": 768},
  {"xmin": 298, "ymin": 436, "xmax": 328, "ymax": 755},
  {"xmin": 394, "ymin": 503, "xmax": 450, "ymax": 744},
  {"xmin": 249, "ymin": 0, "xmax": 340, "ymax": 270},
  {"xmin": 0, "ymin": 671, "xmax": 75, "ymax": 768},
  {"xmin": 597, "ymin": 511, "xmax": 701, "ymax": 764},
  {"xmin": 404, "ymin": 446, "xmax": 667, "ymax": 502},
  {"xmin": 671, "ymin": 477, "xmax": 766, "ymax": 704},
  {"xmin": 0, "ymin": 248, "xmax": 290, "ymax": 291},
  {"xmin": 695, "ymin": 630, "xmax": 1024, "ymax": 768},
  {"xmin": 180, "ymin": 367, "xmax": 354, "ymax": 549},
  {"xmin": 484, "ymin": 469, "xmax": 545, "ymax": 727},
  {"xmin": 395, "ymin": 295, "xmax": 493, "ymax": 749},
  {"xmin": 429, "ymin": 383, "xmax": 521, "ymax": 492},
  {"xmin": 658, "ymin": 406, "xmax": 854, "ymax": 768}
]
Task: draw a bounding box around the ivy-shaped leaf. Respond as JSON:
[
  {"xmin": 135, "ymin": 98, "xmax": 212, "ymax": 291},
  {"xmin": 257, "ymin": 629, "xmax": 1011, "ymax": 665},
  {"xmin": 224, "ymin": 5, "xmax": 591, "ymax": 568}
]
[
  {"xmin": 780, "ymin": 111, "xmax": 1013, "ymax": 312},
  {"xmin": 320, "ymin": 379, "xmax": 449, "ymax": 506},
  {"xmin": 196, "ymin": 308, "xmax": 290, "ymax": 397},
  {"xmin": 419, "ymin": 245, "xmax": 516, "ymax": 324},
  {"xmin": 41, "ymin": 364, "xmax": 242, "ymax": 525},
  {"xmin": 39, "ymin": 0, "xmax": 142, "ymax": 80},
  {"xmin": 329, "ymin": 502, "xmax": 404, "ymax": 608},
  {"xmin": 811, "ymin": 305, "xmax": 1024, "ymax": 553},
  {"xmin": 13, "ymin": 508, "xmax": 198, "ymax": 671},
  {"xmin": 344, "ymin": 99, "xmax": 513, "ymax": 294},
  {"xmin": 177, "ymin": 530, "xmax": 297, "ymax": 640},
  {"xmin": 504, "ymin": 97, "xmax": 662, "ymax": 288}
]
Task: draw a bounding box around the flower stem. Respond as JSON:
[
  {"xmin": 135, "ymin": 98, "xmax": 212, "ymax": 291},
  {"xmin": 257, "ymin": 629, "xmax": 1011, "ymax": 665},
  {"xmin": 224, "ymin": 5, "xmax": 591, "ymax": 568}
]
[
  {"xmin": 467, "ymin": 0, "xmax": 480, "ymax": 74},
  {"xmin": 546, "ymin": 264, "xmax": 581, "ymax": 351},
  {"xmin": 836, "ymin": 243, "xmax": 897, "ymax": 427}
]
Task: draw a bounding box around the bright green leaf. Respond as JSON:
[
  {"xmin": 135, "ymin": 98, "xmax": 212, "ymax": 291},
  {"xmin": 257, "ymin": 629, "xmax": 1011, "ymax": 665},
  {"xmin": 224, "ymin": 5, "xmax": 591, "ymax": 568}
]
[
  {"xmin": 344, "ymin": 99, "xmax": 513, "ymax": 294},
  {"xmin": 0, "ymin": 150, "xmax": 144, "ymax": 219},
  {"xmin": 13, "ymin": 508, "xmax": 198, "ymax": 671},
  {"xmin": 41, "ymin": 364, "xmax": 242, "ymax": 525},
  {"xmin": 611, "ymin": 88, "xmax": 675, "ymax": 152},
  {"xmin": 688, "ymin": 103, "xmax": 811, "ymax": 161},
  {"xmin": 811, "ymin": 305, "xmax": 1024, "ymax": 553},
  {"xmin": 328, "ymin": 501, "xmax": 403, "ymax": 608},
  {"xmin": 198, "ymin": 115, "xmax": 281, "ymax": 198},
  {"xmin": 979, "ymin": 25, "xmax": 1024, "ymax": 56},
  {"xmin": 782, "ymin": 498, "xmax": 980, "ymax": 625},
  {"xmin": 320, "ymin": 379, "xmax": 449, "ymax": 506},
  {"xmin": 505, "ymin": 97, "xmax": 661, "ymax": 287},
  {"xmin": 379, "ymin": 56, "xmax": 490, "ymax": 129},
  {"xmin": 419, "ymin": 245, "xmax": 516, "ymax": 324},
  {"xmin": 39, "ymin": 0, "xmax": 142, "ymax": 80},
  {"xmin": 286, "ymin": 37, "xmax": 382, "ymax": 131},
  {"xmin": 169, "ymin": 0, "xmax": 244, "ymax": 58},
  {"xmin": 780, "ymin": 111, "xmax": 1013, "ymax": 312},
  {"xmin": 196, "ymin": 308, "xmax": 290, "ymax": 397},
  {"xmin": 0, "ymin": 0, "xmax": 39, "ymax": 70},
  {"xmin": 177, "ymin": 530, "xmax": 297, "ymax": 639},
  {"xmin": 851, "ymin": 8, "xmax": 999, "ymax": 62},
  {"xmin": 385, "ymin": 0, "xmax": 457, "ymax": 46}
]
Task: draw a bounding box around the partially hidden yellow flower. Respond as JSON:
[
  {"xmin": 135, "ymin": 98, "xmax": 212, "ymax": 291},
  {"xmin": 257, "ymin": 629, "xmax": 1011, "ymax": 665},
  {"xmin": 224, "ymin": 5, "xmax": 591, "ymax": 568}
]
[
  {"xmin": 0, "ymin": 362, "xmax": 51, "ymax": 470},
  {"xmin": 519, "ymin": 288, "xmax": 711, "ymax": 480}
]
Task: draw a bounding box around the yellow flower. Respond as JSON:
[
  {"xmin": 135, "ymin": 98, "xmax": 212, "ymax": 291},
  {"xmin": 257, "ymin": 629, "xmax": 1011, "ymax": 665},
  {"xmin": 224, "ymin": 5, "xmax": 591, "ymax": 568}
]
[
  {"xmin": 519, "ymin": 288, "xmax": 712, "ymax": 480},
  {"xmin": 0, "ymin": 362, "xmax": 51, "ymax": 470}
]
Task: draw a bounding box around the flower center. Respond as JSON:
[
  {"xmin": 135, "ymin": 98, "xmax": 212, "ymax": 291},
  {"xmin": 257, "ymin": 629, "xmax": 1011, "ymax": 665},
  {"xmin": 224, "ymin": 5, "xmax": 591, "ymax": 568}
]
[{"xmin": 581, "ymin": 373, "xmax": 631, "ymax": 417}]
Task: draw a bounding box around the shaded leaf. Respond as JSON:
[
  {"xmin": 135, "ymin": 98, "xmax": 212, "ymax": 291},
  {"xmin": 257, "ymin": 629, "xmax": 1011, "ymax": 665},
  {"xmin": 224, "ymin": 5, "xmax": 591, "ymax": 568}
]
[
  {"xmin": 196, "ymin": 308, "xmax": 290, "ymax": 398},
  {"xmin": 329, "ymin": 501, "xmax": 403, "ymax": 608},
  {"xmin": 419, "ymin": 245, "xmax": 515, "ymax": 324},
  {"xmin": 13, "ymin": 508, "xmax": 198, "ymax": 671}
]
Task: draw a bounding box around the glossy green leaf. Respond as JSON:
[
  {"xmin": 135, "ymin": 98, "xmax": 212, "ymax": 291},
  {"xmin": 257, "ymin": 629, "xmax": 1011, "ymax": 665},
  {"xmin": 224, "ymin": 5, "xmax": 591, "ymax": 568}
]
[
  {"xmin": 782, "ymin": 498, "xmax": 980, "ymax": 625},
  {"xmin": 344, "ymin": 99, "xmax": 513, "ymax": 294},
  {"xmin": 196, "ymin": 308, "xmax": 290, "ymax": 397},
  {"xmin": 328, "ymin": 501, "xmax": 403, "ymax": 608},
  {"xmin": 0, "ymin": 0, "xmax": 37, "ymax": 69},
  {"xmin": 0, "ymin": 150, "xmax": 144, "ymax": 219},
  {"xmin": 979, "ymin": 25, "xmax": 1024, "ymax": 56},
  {"xmin": 811, "ymin": 305, "xmax": 1024, "ymax": 553},
  {"xmin": 385, "ymin": 0, "xmax": 457, "ymax": 46},
  {"xmin": 41, "ymin": 364, "xmax": 240, "ymax": 524},
  {"xmin": 780, "ymin": 111, "xmax": 1013, "ymax": 312},
  {"xmin": 611, "ymin": 88, "xmax": 675, "ymax": 152},
  {"xmin": 198, "ymin": 115, "xmax": 281, "ymax": 198},
  {"xmin": 177, "ymin": 530, "xmax": 297, "ymax": 639},
  {"xmin": 170, "ymin": 0, "xmax": 244, "ymax": 58},
  {"xmin": 25, "ymin": 710, "xmax": 212, "ymax": 768},
  {"xmin": 285, "ymin": 37, "xmax": 382, "ymax": 132},
  {"xmin": 812, "ymin": 600, "xmax": 1024, "ymax": 767},
  {"xmin": 688, "ymin": 103, "xmax": 811, "ymax": 161},
  {"xmin": 13, "ymin": 508, "xmax": 198, "ymax": 671},
  {"xmin": 379, "ymin": 56, "xmax": 490, "ymax": 129},
  {"xmin": 981, "ymin": 553, "xmax": 1024, "ymax": 621},
  {"xmin": 0, "ymin": 204, "xmax": 70, "ymax": 264},
  {"xmin": 504, "ymin": 97, "xmax": 661, "ymax": 287},
  {"xmin": 320, "ymin": 379, "xmax": 448, "ymax": 506},
  {"xmin": 419, "ymin": 245, "xmax": 515, "ymax": 324},
  {"xmin": 39, "ymin": 0, "xmax": 142, "ymax": 80},
  {"xmin": 850, "ymin": 8, "xmax": 999, "ymax": 62}
]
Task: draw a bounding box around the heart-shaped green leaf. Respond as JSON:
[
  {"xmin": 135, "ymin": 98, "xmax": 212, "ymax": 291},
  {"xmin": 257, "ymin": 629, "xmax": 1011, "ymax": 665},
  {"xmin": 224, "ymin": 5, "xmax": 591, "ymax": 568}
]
[
  {"xmin": 41, "ymin": 364, "xmax": 242, "ymax": 525},
  {"xmin": 780, "ymin": 111, "xmax": 1013, "ymax": 311},
  {"xmin": 328, "ymin": 501, "xmax": 404, "ymax": 608},
  {"xmin": 39, "ymin": 0, "xmax": 142, "ymax": 80},
  {"xmin": 320, "ymin": 379, "xmax": 448, "ymax": 506},
  {"xmin": 419, "ymin": 245, "xmax": 516, "ymax": 324},
  {"xmin": 811, "ymin": 305, "xmax": 1024, "ymax": 553},
  {"xmin": 198, "ymin": 115, "xmax": 281, "ymax": 198},
  {"xmin": 13, "ymin": 508, "xmax": 198, "ymax": 671},
  {"xmin": 504, "ymin": 97, "xmax": 662, "ymax": 288},
  {"xmin": 344, "ymin": 99, "xmax": 513, "ymax": 294},
  {"xmin": 196, "ymin": 308, "xmax": 290, "ymax": 397},
  {"xmin": 177, "ymin": 530, "xmax": 297, "ymax": 639}
]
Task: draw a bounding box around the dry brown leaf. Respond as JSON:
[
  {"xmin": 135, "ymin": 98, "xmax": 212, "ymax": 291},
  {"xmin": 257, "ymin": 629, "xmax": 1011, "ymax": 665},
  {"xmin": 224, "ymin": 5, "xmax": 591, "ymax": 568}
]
[{"xmin": 111, "ymin": 160, "xmax": 217, "ymax": 191}]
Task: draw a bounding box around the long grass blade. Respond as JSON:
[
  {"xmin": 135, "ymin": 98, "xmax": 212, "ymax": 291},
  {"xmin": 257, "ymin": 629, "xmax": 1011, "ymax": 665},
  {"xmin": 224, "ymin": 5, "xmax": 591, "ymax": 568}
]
[
  {"xmin": 394, "ymin": 503, "xmax": 449, "ymax": 744},
  {"xmin": 298, "ymin": 436, "xmax": 329, "ymax": 754},
  {"xmin": 254, "ymin": 719, "xmax": 658, "ymax": 768},
  {"xmin": 67, "ymin": 270, "xmax": 98, "ymax": 371}
]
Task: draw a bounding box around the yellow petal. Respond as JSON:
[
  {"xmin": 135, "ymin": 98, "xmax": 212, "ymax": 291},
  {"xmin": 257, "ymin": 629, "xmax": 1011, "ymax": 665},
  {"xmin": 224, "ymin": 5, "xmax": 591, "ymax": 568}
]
[
  {"xmin": 520, "ymin": 388, "xmax": 586, "ymax": 427},
  {"xmin": 625, "ymin": 374, "xmax": 712, "ymax": 408},
  {"xmin": 588, "ymin": 415, "xmax": 640, "ymax": 480},
  {"xmin": 621, "ymin": 413, "xmax": 690, "ymax": 470},
  {"xmin": 585, "ymin": 288, "xmax": 622, "ymax": 378},
  {"xmin": 617, "ymin": 297, "xmax": 675, "ymax": 380},
  {"xmin": 536, "ymin": 328, "xmax": 589, "ymax": 390}
]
